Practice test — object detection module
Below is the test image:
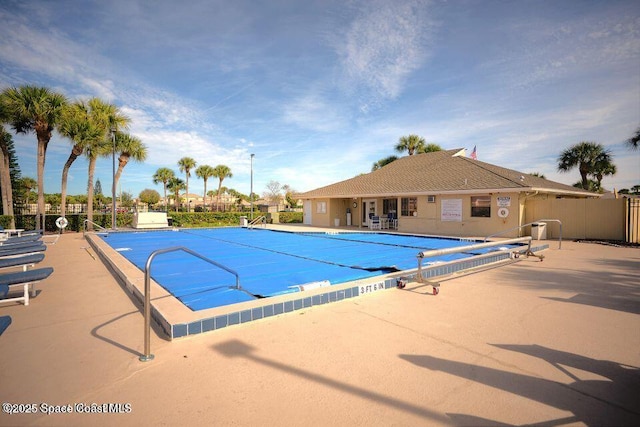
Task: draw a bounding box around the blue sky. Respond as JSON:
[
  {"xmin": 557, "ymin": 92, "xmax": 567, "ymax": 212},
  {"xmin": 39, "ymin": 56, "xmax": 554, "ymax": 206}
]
[{"xmin": 1, "ymin": 0, "xmax": 639, "ymax": 199}]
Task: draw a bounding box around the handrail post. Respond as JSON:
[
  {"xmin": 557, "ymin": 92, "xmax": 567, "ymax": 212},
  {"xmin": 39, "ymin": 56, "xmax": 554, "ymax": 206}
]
[{"xmin": 139, "ymin": 246, "xmax": 242, "ymax": 362}]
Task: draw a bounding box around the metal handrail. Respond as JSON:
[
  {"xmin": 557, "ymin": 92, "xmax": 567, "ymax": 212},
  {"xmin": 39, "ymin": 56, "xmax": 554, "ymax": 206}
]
[
  {"xmin": 82, "ymin": 219, "xmax": 108, "ymax": 236},
  {"xmin": 484, "ymin": 219, "xmax": 562, "ymax": 249},
  {"xmin": 417, "ymin": 236, "xmax": 536, "ymax": 282},
  {"xmin": 139, "ymin": 246, "xmax": 241, "ymax": 362},
  {"xmin": 248, "ymin": 215, "xmax": 266, "ymax": 229}
]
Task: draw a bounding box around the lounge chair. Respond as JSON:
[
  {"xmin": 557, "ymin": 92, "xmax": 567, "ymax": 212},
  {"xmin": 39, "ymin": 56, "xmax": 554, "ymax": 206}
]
[
  {"xmin": 0, "ymin": 253, "xmax": 45, "ymax": 271},
  {"xmin": 0, "ymin": 315, "xmax": 11, "ymax": 336},
  {"xmin": 0, "ymin": 244, "xmax": 46, "ymax": 259},
  {"xmin": 0, "ymin": 234, "xmax": 42, "ymax": 246},
  {"xmin": 0, "ymin": 267, "xmax": 54, "ymax": 306}
]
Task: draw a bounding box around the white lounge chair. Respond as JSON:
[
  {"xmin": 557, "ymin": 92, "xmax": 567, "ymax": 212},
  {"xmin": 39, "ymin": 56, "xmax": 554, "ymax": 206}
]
[{"xmin": 0, "ymin": 267, "xmax": 54, "ymax": 306}]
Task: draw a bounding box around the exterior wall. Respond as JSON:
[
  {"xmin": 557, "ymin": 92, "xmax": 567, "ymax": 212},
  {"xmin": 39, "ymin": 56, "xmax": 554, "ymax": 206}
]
[
  {"xmin": 525, "ymin": 198, "xmax": 626, "ymax": 240},
  {"xmin": 397, "ymin": 192, "xmax": 521, "ymax": 238}
]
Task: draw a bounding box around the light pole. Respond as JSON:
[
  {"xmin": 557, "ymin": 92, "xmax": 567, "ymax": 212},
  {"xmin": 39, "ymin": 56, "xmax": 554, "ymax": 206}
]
[
  {"xmin": 111, "ymin": 127, "xmax": 117, "ymax": 230},
  {"xmin": 250, "ymin": 153, "xmax": 255, "ymax": 221}
]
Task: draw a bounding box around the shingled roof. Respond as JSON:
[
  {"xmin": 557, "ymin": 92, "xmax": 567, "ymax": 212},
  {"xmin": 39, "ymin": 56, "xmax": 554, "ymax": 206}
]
[{"xmin": 298, "ymin": 149, "xmax": 597, "ymax": 198}]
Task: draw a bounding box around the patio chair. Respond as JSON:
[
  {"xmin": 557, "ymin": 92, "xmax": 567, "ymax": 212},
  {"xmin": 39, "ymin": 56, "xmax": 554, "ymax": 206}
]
[
  {"xmin": 0, "ymin": 235, "xmax": 43, "ymax": 247},
  {"xmin": 370, "ymin": 216, "xmax": 381, "ymax": 230},
  {"xmin": 0, "ymin": 267, "xmax": 54, "ymax": 306},
  {"xmin": 0, "ymin": 315, "xmax": 11, "ymax": 336}
]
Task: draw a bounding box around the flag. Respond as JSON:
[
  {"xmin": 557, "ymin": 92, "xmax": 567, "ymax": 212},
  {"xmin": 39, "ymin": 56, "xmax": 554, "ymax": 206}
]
[{"xmin": 471, "ymin": 145, "xmax": 477, "ymax": 160}]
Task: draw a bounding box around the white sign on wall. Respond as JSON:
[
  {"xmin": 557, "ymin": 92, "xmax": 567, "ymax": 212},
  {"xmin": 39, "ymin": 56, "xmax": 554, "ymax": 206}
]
[
  {"xmin": 441, "ymin": 199, "xmax": 462, "ymax": 222},
  {"xmin": 497, "ymin": 196, "xmax": 511, "ymax": 207}
]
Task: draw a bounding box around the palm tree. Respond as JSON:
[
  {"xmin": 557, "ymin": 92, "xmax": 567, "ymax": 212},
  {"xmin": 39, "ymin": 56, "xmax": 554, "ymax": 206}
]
[
  {"xmin": 83, "ymin": 99, "xmax": 130, "ymax": 226},
  {"xmin": 372, "ymin": 155, "xmax": 399, "ymax": 171},
  {"xmin": 1, "ymin": 85, "xmax": 67, "ymax": 230},
  {"xmin": 418, "ymin": 143, "xmax": 442, "ymax": 153},
  {"xmin": 195, "ymin": 165, "xmax": 215, "ymax": 212},
  {"xmin": 212, "ymin": 164, "xmax": 233, "ymax": 211},
  {"xmin": 57, "ymin": 100, "xmax": 103, "ymax": 218},
  {"xmin": 113, "ymin": 133, "xmax": 147, "ymax": 195},
  {"xmin": 178, "ymin": 157, "xmax": 196, "ymax": 212},
  {"xmin": 152, "ymin": 167, "xmax": 175, "ymax": 212},
  {"xmin": 167, "ymin": 177, "xmax": 185, "ymax": 211},
  {"xmin": 557, "ymin": 142, "xmax": 614, "ymax": 190},
  {"xmin": 395, "ymin": 134, "xmax": 426, "ymax": 156},
  {"xmin": 592, "ymin": 155, "xmax": 617, "ymax": 190},
  {"xmin": 626, "ymin": 127, "xmax": 639, "ymax": 150},
  {"xmin": 19, "ymin": 177, "xmax": 37, "ymax": 204},
  {"xmin": 0, "ymin": 126, "xmax": 16, "ymax": 228}
]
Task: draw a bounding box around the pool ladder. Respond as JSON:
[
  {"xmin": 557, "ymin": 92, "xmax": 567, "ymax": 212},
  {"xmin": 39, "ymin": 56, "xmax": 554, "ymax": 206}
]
[
  {"xmin": 139, "ymin": 246, "xmax": 243, "ymax": 362},
  {"xmin": 248, "ymin": 215, "xmax": 267, "ymax": 229}
]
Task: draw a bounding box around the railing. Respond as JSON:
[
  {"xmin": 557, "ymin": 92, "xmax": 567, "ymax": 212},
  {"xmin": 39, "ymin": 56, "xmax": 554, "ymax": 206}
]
[
  {"xmin": 416, "ymin": 236, "xmax": 536, "ymax": 282},
  {"xmin": 248, "ymin": 215, "xmax": 267, "ymax": 229},
  {"xmin": 139, "ymin": 246, "xmax": 242, "ymax": 362},
  {"xmin": 82, "ymin": 219, "xmax": 109, "ymax": 236},
  {"xmin": 484, "ymin": 219, "xmax": 562, "ymax": 249}
]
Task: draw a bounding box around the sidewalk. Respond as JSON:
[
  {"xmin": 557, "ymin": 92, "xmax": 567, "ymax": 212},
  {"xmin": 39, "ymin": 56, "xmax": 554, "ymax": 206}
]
[{"xmin": 0, "ymin": 231, "xmax": 638, "ymax": 426}]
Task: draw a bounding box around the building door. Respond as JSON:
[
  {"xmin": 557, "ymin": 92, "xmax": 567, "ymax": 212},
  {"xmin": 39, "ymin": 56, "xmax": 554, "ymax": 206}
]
[
  {"xmin": 303, "ymin": 200, "xmax": 312, "ymax": 225},
  {"xmin": 362, "ymin": 199, "xmax": 377, "ymax": 226}
]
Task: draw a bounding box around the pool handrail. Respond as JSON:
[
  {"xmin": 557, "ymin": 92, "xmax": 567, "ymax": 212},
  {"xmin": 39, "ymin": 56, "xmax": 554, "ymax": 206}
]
[
  {"xmin": 417, "ymin": 236, "xmax": 533, "ymax": 281},
  {"xmin": 248, "ymin": 215, "xmax": 266, "ymax": 229},
  {"xmin": 82, "ymin": 219, "xmax": 108, "ymax": 236},
  {"xmin": 140, "ymin": 246, "xmax": 242, "ymax": 362},
  {"xmin": 484, "ymin": 219, "xmax": 562, "ymax": 249}
]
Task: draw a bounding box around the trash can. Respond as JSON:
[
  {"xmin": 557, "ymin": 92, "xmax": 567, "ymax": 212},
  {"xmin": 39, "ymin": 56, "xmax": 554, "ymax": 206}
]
[
  {"xmin": 531, "ymin": 222, "xmax": 547, "ymax": 240},
  {"xmin": 167, "ymin": 217, "xmax": 173, "ymax": 226},
  {"xmin": 239, "ymin": 216, "xmax": 248, "ymax": 227}
]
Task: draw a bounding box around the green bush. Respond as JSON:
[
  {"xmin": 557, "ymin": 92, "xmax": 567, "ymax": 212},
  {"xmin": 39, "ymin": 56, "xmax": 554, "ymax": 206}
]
[
  {"xmin": 0, "ymin": 215, "xmax": 13, "ymax": 229},
  {"xmin": 278, "ymin": 211, "xmax": 303, "ymax": 223}
]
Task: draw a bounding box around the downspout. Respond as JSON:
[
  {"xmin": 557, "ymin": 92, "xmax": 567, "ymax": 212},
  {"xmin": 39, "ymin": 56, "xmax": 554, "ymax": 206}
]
[{"xmin": 520, "ymin": 191, "xmax": 539, "ymax": 236}]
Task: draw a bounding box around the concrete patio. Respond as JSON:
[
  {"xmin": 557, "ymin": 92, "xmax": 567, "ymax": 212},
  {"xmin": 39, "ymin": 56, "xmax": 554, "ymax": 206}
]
[{"xmin": 0, "ymin": 228, "xmax": 638, "ymax": 426}]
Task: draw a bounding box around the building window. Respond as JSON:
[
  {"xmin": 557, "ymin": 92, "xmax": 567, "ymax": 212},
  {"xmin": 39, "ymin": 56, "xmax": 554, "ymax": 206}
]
[
  {"xmin": 427, "ymin": 195, "xmax": 436, "ymax": 203},
  {"xmin": 383, "ymin": 198, "xmax": 397, "ymax": 216},
  {"xmin": 401, "ymin": 197, "xmax": 417, "ymax": 216},
  {"xmin": 316, "ymin": 201, "xmax": 326, "ymax": 214},
  {"xmin": 471, "ymin": 196, "xmax": 491, "ymax": 217}
]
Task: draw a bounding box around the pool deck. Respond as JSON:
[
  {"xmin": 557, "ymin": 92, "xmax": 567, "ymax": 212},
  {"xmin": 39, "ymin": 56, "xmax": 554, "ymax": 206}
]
[{"xmin": 1, "ymin": 225, "xmax": 639, "ymax": 426}]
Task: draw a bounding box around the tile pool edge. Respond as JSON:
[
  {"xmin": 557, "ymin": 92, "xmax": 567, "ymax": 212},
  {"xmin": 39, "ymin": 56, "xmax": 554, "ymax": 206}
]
[{"xmin": 86, "ymin": 232, "xmax": 548, "ymax": 339}]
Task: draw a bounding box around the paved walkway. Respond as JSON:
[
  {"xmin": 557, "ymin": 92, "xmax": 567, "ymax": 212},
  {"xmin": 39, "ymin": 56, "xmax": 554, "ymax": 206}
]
[{"xmin": 0, "ymin": 230, "xmax": 639, "ymax": 426}]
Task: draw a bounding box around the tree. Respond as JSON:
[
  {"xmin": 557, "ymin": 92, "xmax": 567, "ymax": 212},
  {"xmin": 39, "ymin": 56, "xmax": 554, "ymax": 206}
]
[
  {"xmin": 195, "ymin": 165, "xmax": 215, "ymax": 211},
  {"xmin": 529, "ymin": 172, "xmax": 546, "ymax": 179},
  {"xmin": 119, "ymin": 191, "xmax": 134, "ymax": 208},
  {"xmin": 19, "ymin": 177, "xmax": 37, "ymax": 204},
  {"xmin": 178, "ymin": 157, "xmax": 196, "ymax": 212},
  {"xmin": 152, "ymin": 167, "xmax": 175, "ymax": 212},
  {"xmin": 0, "ymin": 127, "xmax": 16, "ymax": 227},
  {"xmin": 167, "ymin": 177, "xmax": 185, "ymax": 211},
  {"xmin": 114, "ymin": 133, "xmax": 147, "ymax": 195},
  {"xmin": 212, "ymin": 164, "xmax": 233, "ymax": 211},
  {"xmin": 83, "ymin": 99, "xmax": 130, "ymax": 226},
  {"xmin": 139, "ymin": 189, "xmax": 160, "ymax": 208},
  {"xmin": 626, "ymin": 127, "xmax": 639, "ymax": 150},
  {"xmin": 395, "ymin": 134, "xmax": 426, "ymax": 156},
  {"xmin": 418, "ymin": 143, "xmax": 442, "ymax": 153},
  {"xmin": 282, "ymin": 184, "xmax": 298, "ymax": 208},
  {"xmin": 557, "ymin": 141, "xmax": 615, "ymax": 190},
  {"xmin": 58, "ymin": 99, "xmax": 103, "ymax": 218},
  {"xmin": 372, "ymin": 155, "xmax": 399, "ymax": 171},
  {"xmin": 263, "ymin": 180, "xmax": 282, "ymax": 205},
  {"xmin": 1, "ymin": 85, "xmax": 68, "ymax": 229}
]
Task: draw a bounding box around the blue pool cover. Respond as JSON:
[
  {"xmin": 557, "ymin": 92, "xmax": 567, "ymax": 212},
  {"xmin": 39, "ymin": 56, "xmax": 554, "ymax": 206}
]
[{"xmin": 101, "ymin": 228, "xmax": 512, "ymax": 311}]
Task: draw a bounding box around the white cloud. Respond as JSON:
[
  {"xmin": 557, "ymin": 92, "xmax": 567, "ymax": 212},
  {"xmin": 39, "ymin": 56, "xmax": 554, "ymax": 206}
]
[{"xmin": 333, "ymin": 0, "xmax": 434, "ymax": 105}]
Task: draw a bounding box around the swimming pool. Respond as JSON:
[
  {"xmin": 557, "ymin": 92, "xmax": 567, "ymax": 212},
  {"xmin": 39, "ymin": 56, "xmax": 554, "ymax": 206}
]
[{"xmin": 100, "ymin": 228, "xmax": 517, "ymax": 311}]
